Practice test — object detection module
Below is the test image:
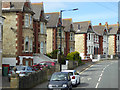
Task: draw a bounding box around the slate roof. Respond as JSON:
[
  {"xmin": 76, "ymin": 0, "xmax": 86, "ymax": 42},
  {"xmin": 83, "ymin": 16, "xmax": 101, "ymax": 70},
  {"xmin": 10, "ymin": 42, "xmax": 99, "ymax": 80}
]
[
  {"xmin": 62, "ymin": 18, "xmax": 73, "ymax": 32},
  {"xmin": 73, "ymin": 21, "xmax": 91, "ymax": 33},
  {"xmin": 45, "ymin": 12, "xmax": 60, "ymax": 28},
  {"xmin": 32, "ymin": 3, "xmax": 43, "ymax": 20},
  {"xmin": 108, "ymin": 24, "xmax": 119, "ymax": 35},
  {"xmin": 93, "ymin": 25, "xmax": 106, "ymax": 36},
  {"xmin": 2, "ymin": 1, "xmax": 33, "ymax": 13}
]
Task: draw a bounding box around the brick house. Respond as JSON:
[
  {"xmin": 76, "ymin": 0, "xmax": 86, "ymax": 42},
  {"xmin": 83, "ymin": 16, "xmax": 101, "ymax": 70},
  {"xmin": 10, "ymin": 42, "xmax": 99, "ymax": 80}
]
[
  {"xmin": 2, "ymin": 1, "xmax": 34, "ymax": 66},
  {"xmin": 108, "ymin": 23, "xmax": 120, "ymax": 58},
  {"xmin": 45, "ymin": 12, "xmax": 65, "ymax": 54},
  {"xmin": 62, "ymin": 18, "xmax": 75, "ymax": 56},
  {"xmin": 73, "ymin": 21, "xmax": 102, "ymax": 60},
  {"xmin": 32, "ymin": 3, "xmax": 52, "ymax": 64},
  {"xmin": 93, "ymin": 23, "xmax": 109, "ymax": 59}
]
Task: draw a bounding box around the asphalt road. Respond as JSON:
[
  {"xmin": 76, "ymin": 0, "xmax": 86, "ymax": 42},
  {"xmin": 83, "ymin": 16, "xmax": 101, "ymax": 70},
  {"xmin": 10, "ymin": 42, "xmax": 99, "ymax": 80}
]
[
  {"xmin": 33, "ymin": 60, "xmax": 118, "ymax": 89},
  {"xmin": 74, "ymin": 60, "xmax": 118, "ymax": 89}
]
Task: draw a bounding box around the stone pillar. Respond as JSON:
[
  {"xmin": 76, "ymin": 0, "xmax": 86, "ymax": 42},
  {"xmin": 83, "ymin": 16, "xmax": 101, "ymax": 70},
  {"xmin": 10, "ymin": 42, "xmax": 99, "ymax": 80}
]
[
  {"xmin": 90, "ymin": 55, "xmax": 93, "ymax": 59},
  {"xmin": 98, "ymin": 55, "xmax": 101, "ymax": 60},
  {"xmin": 111, "ymin": 55, "xmax": 113, "ymax": 59},
  {"xmin": 10, "ymin": 74, "xmax": 19, "ymax": 88}
]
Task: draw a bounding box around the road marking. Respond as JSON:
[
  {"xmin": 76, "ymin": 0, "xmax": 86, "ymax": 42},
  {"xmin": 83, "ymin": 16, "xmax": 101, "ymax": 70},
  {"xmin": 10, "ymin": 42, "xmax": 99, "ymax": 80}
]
[
  {"xmin": 80, "ymin": 64, "xmax": 94, "ymax": 74},
  {"xmin": 95, "ymin": 83, "xmax": 99, "ymax": 88},
  {"xmin": 98, "ymin": 77, "xmax": 101, "ymax": 82},
  {"xmin": 100, "ymin": 73, "xmax": 103, "ymax": 77}
]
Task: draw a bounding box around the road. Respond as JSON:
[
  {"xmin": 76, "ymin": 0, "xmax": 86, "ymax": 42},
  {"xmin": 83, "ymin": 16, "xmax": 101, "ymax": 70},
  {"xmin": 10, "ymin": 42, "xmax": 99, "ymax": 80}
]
[
  {"xmin": 75, "ymin": 60, "xmax": 118, "ymax": 89},
  {"xmin": 33, "ymin": 60, "xmax": 118, "ymax": 89}
]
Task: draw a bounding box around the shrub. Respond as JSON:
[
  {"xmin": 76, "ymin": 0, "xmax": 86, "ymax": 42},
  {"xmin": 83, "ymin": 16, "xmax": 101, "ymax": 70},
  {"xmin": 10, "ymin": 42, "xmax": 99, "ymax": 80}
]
[{"xmin": 66, "ymin": 51, "xmax": 82, "ymax": 64}]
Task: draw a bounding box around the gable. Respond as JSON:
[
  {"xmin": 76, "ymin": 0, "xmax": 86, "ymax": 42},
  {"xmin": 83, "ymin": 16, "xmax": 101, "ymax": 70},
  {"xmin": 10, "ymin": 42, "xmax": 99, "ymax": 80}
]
[{"xmin": 87, "ymin": 25, "xmax": 94, "ymax": 33}]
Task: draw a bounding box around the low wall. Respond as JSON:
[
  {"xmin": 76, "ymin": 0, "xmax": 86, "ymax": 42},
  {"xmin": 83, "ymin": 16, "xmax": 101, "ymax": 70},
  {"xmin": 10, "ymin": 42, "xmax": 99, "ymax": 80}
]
[
  {"xmin": 68, "ymin": 60, "xmax": 78, "ymax": 70},
  {"xmin": 10, "ymin": 65, "xmax": 60, "ymax": 88}
]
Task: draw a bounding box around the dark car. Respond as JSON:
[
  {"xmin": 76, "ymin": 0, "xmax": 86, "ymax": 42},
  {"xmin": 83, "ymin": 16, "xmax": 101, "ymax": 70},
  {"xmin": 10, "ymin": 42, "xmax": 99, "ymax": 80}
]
[{"xmin": 48, "ymin": 72, "xmax": 72, "ymax": 90}]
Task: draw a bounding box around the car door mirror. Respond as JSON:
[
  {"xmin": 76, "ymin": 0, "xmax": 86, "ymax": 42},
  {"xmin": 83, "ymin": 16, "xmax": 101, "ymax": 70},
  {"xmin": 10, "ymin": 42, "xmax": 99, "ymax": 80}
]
[{"xmin": 77, "ymin": 73, "xmax": 79, "ymax": 75}]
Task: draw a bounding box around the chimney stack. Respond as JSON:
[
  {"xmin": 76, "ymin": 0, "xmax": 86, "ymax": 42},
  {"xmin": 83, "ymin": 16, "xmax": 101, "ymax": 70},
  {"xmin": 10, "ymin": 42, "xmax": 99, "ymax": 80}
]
[
  {"xmin": 99, "ymin": 23, "xmax": 102, "ymax": 26},
  {"xmin": 105, "ymin": 22, "xmax": 108, "ymax": 29}
]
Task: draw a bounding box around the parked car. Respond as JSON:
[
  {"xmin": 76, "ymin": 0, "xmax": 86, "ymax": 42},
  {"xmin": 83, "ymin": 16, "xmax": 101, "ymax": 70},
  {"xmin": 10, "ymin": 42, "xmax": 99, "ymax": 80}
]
[
  {"xmin": 8, "ymin": 66, "xmax": 35, "ymax": 81},
  {"xmin": 62, "ymin": 70, "xmax": 80, "ymax": 86},
  {"xmin": 32, "ymin": 63, "xmax": 47, "ymax": 70},
  {"xmin": 40, "ymin": 61, "xmax": 55, "ymax": 67},
  {"xmin": 48, "ymin": 72, "xmax": 72, "ymax": 90}
]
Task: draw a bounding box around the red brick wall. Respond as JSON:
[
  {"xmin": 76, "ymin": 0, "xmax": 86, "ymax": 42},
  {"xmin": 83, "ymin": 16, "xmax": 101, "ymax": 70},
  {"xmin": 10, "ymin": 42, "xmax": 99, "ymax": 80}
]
[
  {"xmin": 65, "ymin": 32, "xmax": 70, "ymax": 56},
  {"xmin": 33, "ymin": 21, "xmax": 39, "ymax": 53},
  {"xmin": 16, "ymin": 12, "xmax": 23, "ymax": 56},
  {"xmin": 99, "ymin": 36, "xmax": 103, "ymax": 54}
]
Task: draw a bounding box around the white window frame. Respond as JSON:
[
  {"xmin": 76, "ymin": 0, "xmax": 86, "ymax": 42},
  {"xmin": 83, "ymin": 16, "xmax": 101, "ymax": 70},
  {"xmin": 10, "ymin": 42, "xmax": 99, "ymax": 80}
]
[
  {"xmin": 70, "ymin": 47, "xmax": 73, "ymax": 53},
  {"xmin": 25, "ymin": 14, "xmax": 29, "ymax": 27}
]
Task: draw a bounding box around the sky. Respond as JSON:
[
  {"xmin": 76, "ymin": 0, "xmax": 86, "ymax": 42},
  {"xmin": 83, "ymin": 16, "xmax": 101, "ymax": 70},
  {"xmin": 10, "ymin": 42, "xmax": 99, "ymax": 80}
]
[{"xmin": 31, "ymin": 0, "xmax": 118, "ymax": 25}]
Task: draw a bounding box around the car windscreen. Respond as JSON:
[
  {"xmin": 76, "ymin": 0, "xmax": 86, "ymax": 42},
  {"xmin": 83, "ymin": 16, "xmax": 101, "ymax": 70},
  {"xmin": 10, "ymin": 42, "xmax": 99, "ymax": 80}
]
[{"xmin": 50, "ymin": 73, "xmax": 67, "ymax": 81}]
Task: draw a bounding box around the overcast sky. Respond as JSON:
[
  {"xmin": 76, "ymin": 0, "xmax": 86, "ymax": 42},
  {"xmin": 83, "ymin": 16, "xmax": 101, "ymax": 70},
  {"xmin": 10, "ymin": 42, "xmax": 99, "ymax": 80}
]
[{"xmin": 31, "ymin": 0, "xmax": 118, "ymax": 25}]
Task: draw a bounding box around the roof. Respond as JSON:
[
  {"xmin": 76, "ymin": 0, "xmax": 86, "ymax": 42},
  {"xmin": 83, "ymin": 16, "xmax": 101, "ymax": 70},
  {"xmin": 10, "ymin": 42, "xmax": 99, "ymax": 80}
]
[
  {"xmin": 73, "ymin": 21, "xmax": 91, "ymax": 33},
  {"xmin": 32, "ymin": 3, "xmax": 43, "ymax": 20},
  {"xmin": 93, "ymin": 25, "xmax": 106, "ymax": 35},
  {"xmin": 2, "ymin": 1, "xmax": 34, "ymax": 13},
  {"xmin": 108, "ymin": 24, "xmax": 119, "ymax": 35},
  {"xmin": 45, "ymin": 12, "xmax": 60, "ymax": 28},
  {"xmin": 62, "ymin": 18, "xmax": 73, "ymax": 32}
]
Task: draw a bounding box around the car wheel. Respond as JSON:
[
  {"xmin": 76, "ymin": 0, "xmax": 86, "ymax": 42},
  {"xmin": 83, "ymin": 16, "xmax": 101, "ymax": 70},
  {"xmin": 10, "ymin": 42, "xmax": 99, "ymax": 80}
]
[
  {"xmin": 8, "ymin": 77, "xmax": 10, "ymax": 82},
  {"xmin": 70, "ymin": 85, "xmax": 72, "ymax": 90},
  {"xmin": 75, "ymin": 80, "xmax": 77, "ymax": 87}
]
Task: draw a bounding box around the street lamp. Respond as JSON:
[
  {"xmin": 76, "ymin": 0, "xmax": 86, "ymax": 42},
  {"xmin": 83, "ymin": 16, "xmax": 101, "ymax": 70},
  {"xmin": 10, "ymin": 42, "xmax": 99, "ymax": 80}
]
[{"xmin": 58, "ymin": 8, "xmax": 78, "ymax": 71}]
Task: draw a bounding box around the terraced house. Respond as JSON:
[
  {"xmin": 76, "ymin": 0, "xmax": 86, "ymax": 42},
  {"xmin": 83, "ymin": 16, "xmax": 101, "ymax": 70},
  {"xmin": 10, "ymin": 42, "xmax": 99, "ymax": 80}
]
[
  {"xmin": 2, "ymin": 1, "xmax": 34, "ymax": 66},
  {"xmin": 108, "ymin": 23, "xmax": 120, "ymax": 58},
  {"xmin": 93, "ymin": 23, "xmax": 109, "ymax": 59},
  {"xmin": 73, "ymin": 21, "xmax": 102, "ymax": 60},
  {"xmin": 62, "ymin": 18, "xmax": 75, "ymax": 56},
  {"xmin": 32, "ymin": 3, "xmax": 51, "ymax": 64},
  {"xmin": 45, "ymin": 12, "xmax": 65, "ymax": 54}
]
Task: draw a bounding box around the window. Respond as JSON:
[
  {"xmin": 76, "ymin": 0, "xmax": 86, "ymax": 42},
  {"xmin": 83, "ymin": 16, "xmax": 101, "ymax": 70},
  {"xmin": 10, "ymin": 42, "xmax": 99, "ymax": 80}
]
[
  {"xmin": 78, "ymin": 24, "xmax": 80, "ymax": 29},
  {"xmin": 70, "ymin": 33, "xmax": 73, "ymax": 41},
  {"xmin": 40, "ymin": 42, "xmax": 44, "ymax": 54},
  {"xmin": 25, "ymin": 36, "xmax": 29, "ymax": 52},
  {"xmin": 40, "ymin": 22, "xmax": 44, "ymax": 34},
  {"xmin": 88, "ymin": 33, "xmax": 90, "ymax": 40},
  {"xmin": 58, "ymin": 29, "xmax": 61, "ymax": 37},
  {"xmin": 25, "ymin": 14, "xmax": 29, "ymax": 27},
  {"xmin": 30, "ymin": 38, "xmax": 33, "ymax": 52},
  {"xmin": 30, "ymin": 15, "xmax": 32, "ymax": 26},
  {"xmin": 26, "ymin": 61, "xmax": 29, "ymax": 66},
  {"xmin": 118, "ymin": 35, "xmax": 119, "ymax": 40}
]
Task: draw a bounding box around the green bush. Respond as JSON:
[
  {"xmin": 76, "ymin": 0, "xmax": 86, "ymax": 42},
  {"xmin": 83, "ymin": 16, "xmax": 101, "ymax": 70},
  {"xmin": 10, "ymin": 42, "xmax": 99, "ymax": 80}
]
[{"xmin": 66, "ymin": 51, "xmax": 82, "ymax": 64}]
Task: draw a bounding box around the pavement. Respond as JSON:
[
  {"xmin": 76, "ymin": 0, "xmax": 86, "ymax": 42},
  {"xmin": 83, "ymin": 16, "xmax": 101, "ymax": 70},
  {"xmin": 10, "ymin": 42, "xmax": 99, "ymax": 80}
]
[{"xmin": 32, "ymin": 61, "xmax": 97, "ymax": 89}]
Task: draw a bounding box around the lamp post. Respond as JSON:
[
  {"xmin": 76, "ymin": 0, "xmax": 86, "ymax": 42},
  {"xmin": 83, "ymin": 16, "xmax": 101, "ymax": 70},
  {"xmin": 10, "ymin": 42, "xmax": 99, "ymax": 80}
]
[{"xmin": 58, "ymin": 8, "xmax": 78, "ymax": 71}]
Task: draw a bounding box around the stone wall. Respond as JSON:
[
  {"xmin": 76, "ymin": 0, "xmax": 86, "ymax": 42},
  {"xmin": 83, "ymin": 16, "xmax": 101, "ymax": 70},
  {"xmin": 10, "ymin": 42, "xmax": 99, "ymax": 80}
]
[
  {"xmin": 2, "ymin": 12, "xmax": 17, "ymax": 57},
  {"xmin": 10, "ymin": 64, "xmax": 60, "ymax": 88},
  {"xmin": 46, "ymin": 28, "xmax": 53, "ymax": 53},
  {"xmin": 108, "ymin": 35, "xmax": 115, "ymax": 55},
  {"xmin": 75, "ymin": 34, "xmax": 85, "ymax": 59},
  {"xmin": 68, "ymin": 60, "xmax": 78, "ymax": 70}
]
